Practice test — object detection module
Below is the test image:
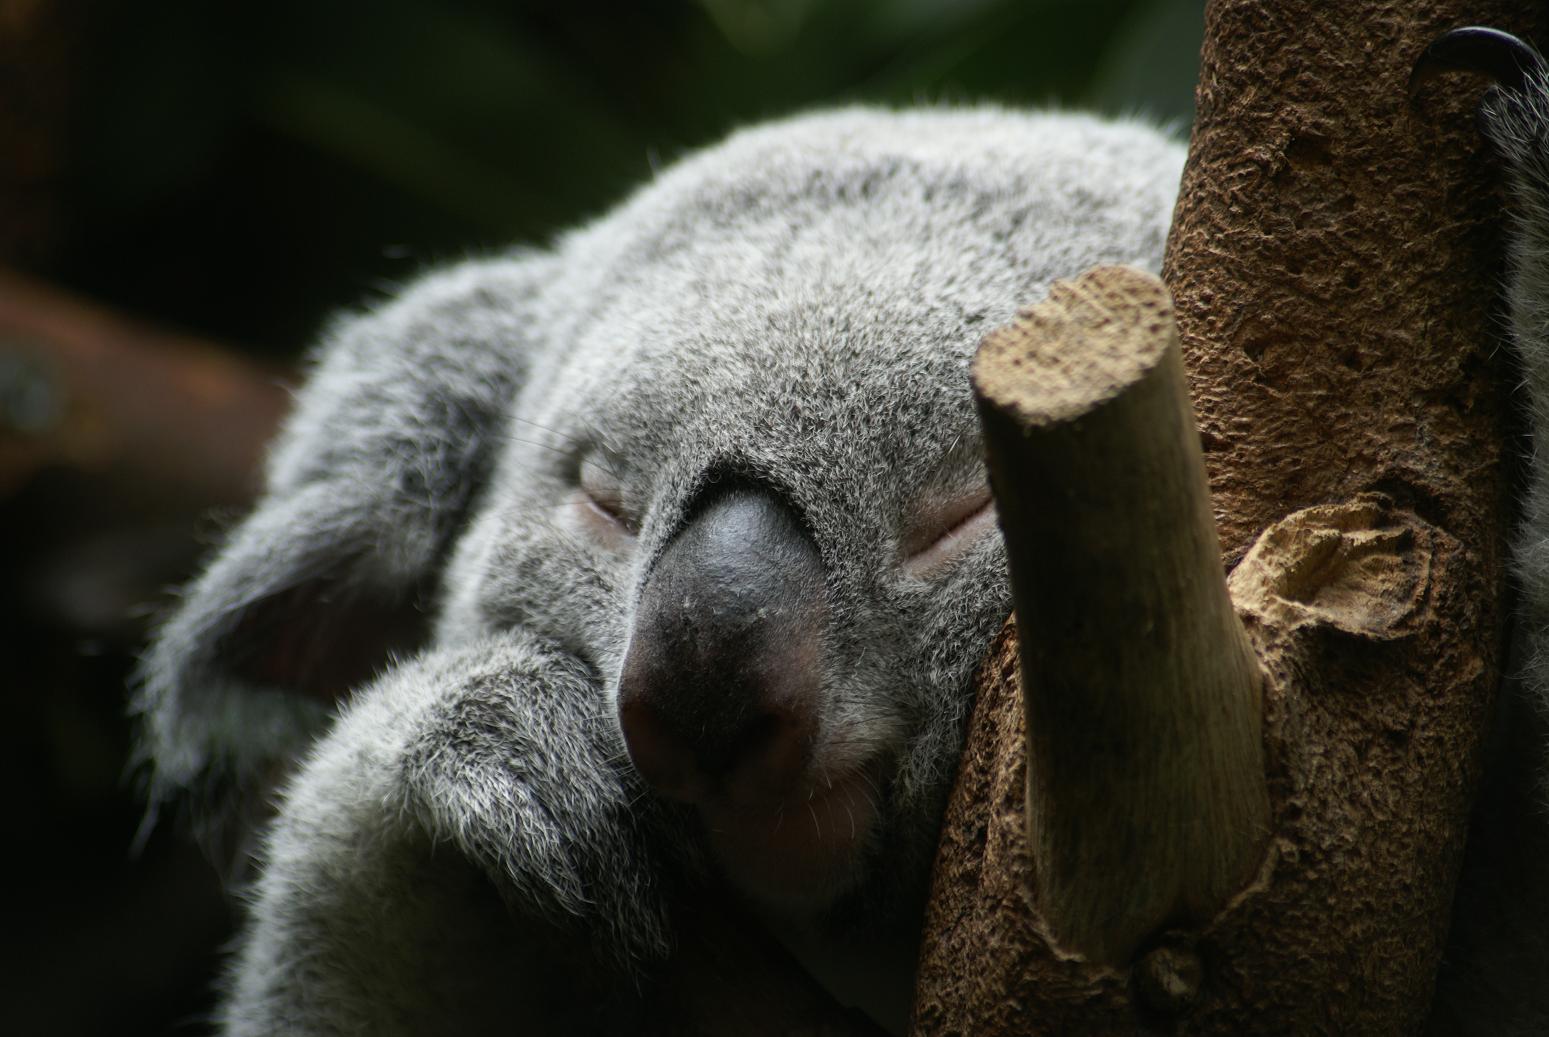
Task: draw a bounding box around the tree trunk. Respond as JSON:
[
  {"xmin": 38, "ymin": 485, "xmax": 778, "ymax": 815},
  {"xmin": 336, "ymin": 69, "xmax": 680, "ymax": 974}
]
[{"xmin": 913, "ymin": 0, "xmax": 1535, "ymax": 1032}]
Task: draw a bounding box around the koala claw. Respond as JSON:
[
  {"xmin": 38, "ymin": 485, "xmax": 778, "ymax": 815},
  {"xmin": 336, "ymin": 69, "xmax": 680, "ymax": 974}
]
[{"xmin": 1411, "ymin": 26, "xmax": 1546, "ymax": 97}]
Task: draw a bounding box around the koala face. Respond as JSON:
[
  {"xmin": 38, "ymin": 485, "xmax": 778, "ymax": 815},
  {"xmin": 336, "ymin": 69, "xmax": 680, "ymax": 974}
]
[
  {"xmin": 440, "ymin": 247, "xmax": 1011, "ymax": 919},
  {"xmin": 427, "ymin": 107, "xmax": 1184, "ymax": 919}
]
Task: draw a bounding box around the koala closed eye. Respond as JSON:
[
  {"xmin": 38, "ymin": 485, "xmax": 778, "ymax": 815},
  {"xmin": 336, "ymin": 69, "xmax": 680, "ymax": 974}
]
[
  {"xmin": 572, "ymin": 453, "xmax": 639, "ymax": 546},
  {"xmin": 901, "ymin": 486, "xmax": 997, "ymax": 576}
]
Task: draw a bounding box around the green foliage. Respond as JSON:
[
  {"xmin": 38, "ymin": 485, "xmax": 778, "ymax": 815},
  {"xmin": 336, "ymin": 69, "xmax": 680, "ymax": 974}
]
[{"xmin": 62, "ymin": 0, "xmax": 1201, "ymax": 351}]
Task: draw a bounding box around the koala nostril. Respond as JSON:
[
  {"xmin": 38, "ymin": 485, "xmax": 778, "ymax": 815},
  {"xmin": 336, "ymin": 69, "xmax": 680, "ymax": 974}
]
[
  {"xmin": 620, "ymin": 691, "xmax": 816, "ymax": 806},
  {"xmin": 618, "ymin": 697, "xmax": 700, "ymax": 802}
]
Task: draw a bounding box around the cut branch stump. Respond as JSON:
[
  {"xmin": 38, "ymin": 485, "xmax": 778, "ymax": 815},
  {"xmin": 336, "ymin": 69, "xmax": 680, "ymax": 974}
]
[{"xmin": 974, "ymin": 266, "xmax": 1268, "ymax": 966}]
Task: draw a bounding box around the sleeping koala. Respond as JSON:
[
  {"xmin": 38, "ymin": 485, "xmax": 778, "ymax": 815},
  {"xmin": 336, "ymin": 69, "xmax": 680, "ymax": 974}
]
[{"xmin": 133, "ymin": 106, "xmax": 1184, "ymax": 1033}]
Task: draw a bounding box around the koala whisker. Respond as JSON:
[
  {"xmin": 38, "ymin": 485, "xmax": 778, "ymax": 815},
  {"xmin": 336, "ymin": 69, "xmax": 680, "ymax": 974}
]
[
  {"xmin": 505, "ymin": 414, "xmax": 628, "ymax": 479},
  {"xmin": 498, "ymin": 432, "xmax": 587, "ymax": 460},
  {"xmin": 504, "ymin": 416, "xmax": 601, "ymax": 456},
  {"xmin": 598, "ymin": 748, "xmax": 633, "ymax": 768}
]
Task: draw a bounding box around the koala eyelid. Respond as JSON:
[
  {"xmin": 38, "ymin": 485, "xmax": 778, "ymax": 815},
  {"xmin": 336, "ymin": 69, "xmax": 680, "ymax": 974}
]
[
  {"xmin": 901, "ymin": 487, "xmax": 996, "ymax": 575},
  {"xmin": 578, "ymin": 455, "xmax": 639, "ymax": 536},
  {"xmin": 585, "ymin": 493, "xmax": 636, "ymax": 532}
]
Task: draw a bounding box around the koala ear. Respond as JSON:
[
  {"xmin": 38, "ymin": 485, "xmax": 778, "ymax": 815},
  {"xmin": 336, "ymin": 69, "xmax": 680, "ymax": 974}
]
[{"xmin": 133, "ymin": 252, "xmax": 556, "ymax": 859}]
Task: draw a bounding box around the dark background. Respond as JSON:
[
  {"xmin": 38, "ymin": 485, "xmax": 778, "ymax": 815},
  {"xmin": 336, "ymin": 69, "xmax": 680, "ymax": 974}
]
[{"xmin": 1, "ymin": 1, "xmax": 1201, "ymax": 1032}]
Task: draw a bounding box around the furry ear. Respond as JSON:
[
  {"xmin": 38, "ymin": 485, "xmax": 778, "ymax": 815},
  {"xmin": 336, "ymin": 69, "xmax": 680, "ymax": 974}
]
[{"xmin": 133, "ymin": 252, "xmax": 556, "ymax": 862}]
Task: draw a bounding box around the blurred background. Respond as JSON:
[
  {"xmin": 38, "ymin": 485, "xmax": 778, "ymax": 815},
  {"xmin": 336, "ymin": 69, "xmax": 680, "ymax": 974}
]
[{"xmin": 1, "ymin": 1, "xmax": 1201, "ymax": 1032}]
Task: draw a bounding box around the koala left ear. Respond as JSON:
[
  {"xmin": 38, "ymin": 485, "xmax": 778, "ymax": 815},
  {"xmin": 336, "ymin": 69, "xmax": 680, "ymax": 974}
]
[{"xmin": 133, "ymin": 253, "xmax": 556, "ymax": 863}]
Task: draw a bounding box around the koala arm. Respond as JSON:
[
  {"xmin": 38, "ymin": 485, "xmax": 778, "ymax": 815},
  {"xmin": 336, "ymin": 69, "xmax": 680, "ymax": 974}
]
[{"xmin": 222, "ymin": 633, "xmax": 674, "ymax": 1036}]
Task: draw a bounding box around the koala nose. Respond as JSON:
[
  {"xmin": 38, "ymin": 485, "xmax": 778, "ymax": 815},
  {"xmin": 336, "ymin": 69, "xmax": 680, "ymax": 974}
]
[{"xmin": 618, "ymin": 486, "xmax": 824, "ymax": 806}]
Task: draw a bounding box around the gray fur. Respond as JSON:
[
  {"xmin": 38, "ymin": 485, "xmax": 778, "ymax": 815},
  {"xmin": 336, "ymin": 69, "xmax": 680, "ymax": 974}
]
[
  {"xmin": 1428, "ymin": 74, "xmax": 1549, "ymax": 1036},
  {"xmin": 135, "ymin": 105, "xmax": 1185, "ymax": 1033},
  {"xmin": 135, "ymin": 254, "xmax": 556, "ymax": 846}
]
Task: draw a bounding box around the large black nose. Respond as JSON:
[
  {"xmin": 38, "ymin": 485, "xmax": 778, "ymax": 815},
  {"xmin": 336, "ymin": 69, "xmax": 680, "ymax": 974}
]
[{"xmin": 617, "ymin": 486, "xmax": 824, "ymax": 805}]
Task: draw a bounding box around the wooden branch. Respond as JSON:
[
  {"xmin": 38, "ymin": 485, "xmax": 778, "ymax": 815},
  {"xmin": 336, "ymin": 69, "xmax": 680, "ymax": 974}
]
[
  {"xmin": 0, "ymin": 267, "xmax": 289, "ymax": 505},
  {"xmin": 973, "ymin": 265, "xmax": 1267, "ymax": 965},
  {"xmin": 914, "ymin": 0, "xmax": 1538, "ymax": 1032}
]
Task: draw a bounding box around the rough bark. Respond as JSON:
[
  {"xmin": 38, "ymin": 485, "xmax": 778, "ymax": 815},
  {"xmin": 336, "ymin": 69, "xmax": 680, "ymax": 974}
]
[
  {"xmin": 974, "ymin": 266, "xmax": 1268, "ymax": 965},
  {"xmin": 914, "ymin": 0, "xmax": 1533, "ymax": 1032}
]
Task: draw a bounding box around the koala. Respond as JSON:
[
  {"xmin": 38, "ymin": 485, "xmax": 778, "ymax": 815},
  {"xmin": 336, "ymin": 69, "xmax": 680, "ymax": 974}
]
[{"xmin": 133, "ymin": 106, "xmax": 1184, "ymax": 1034}]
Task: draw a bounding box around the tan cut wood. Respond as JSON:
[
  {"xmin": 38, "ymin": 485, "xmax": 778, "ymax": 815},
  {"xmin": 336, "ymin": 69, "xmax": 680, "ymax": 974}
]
[{"xmin": 974, "ymin": 265, "xmax": 1268, "ymax": 966}]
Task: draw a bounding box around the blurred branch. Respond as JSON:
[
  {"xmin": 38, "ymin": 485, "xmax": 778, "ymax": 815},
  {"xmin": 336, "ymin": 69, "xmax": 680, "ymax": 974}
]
[{"xmin": 0, "ymin": 268, "xmax": 289, "ymax": 504}]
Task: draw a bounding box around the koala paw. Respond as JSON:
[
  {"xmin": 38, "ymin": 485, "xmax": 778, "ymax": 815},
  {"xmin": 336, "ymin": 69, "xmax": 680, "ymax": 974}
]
[{"xmin": 394, "ymin": 638, "xmax": 676, "ymax": 977}]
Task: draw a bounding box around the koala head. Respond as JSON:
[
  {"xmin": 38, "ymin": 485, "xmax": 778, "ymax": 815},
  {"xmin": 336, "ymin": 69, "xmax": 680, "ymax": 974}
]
[{"xmin": 135, "ymin": 106, "xmax": 1183, "ymax": 929}]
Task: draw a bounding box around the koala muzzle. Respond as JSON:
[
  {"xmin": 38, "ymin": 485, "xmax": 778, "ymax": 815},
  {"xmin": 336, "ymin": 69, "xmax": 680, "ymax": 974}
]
[{"xmin": 618, "ymin": 486, "xmax": 824, "ymax": 807}]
